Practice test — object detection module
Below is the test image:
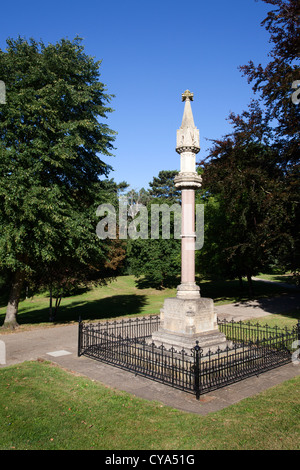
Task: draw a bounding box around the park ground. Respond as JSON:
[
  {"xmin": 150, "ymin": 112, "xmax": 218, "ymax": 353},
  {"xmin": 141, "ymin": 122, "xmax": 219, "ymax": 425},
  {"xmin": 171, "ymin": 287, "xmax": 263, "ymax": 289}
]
[{"xmin": 0, "ymin": 274, "xmax": 299, "ymax": 450}]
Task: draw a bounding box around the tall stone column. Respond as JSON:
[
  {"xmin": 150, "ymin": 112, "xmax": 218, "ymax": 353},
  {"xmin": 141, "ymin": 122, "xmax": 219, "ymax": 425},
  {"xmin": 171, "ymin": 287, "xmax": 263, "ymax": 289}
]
[
  {"xmin": 151, "ymin": 90, "xmax": 229, "ymax": 353},
  {"xmin": 174, "ymin": 90, "xmax": 202, "ymax": 300}
]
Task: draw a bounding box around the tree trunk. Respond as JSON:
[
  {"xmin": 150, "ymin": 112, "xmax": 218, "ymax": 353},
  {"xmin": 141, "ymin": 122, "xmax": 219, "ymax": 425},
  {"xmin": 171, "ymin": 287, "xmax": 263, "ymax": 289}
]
[
  {"xmin": 246, "ymin": 272, "xmax": 254, "ymax": 297},
  {"xmin": 54, "ymin": 295, "xmax": 62, "ymax": 319},
  {"xmin": 49, "ymin": 283, "xmax": 53, "ymax": 321},
  {"xmin": 3, "ymin": 270, "xmax": 25, "ymax": 329}
]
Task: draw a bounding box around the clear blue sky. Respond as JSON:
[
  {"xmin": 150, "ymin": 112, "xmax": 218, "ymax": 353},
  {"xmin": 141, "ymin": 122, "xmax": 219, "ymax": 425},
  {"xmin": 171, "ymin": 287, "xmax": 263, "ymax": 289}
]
[{"xmin": 0, "ymin": 0, "xmax": 272, "ymax": 191}]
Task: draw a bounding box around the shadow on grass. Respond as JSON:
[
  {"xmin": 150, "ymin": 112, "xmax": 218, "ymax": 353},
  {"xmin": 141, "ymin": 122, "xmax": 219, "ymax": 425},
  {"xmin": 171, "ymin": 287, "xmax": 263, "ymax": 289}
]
[
  {"xmin": 1, "ymin": 276, "xmax": 298, "ymax": 328},
  {"xmin": 132, "ymin": 276, "xmax": 297, "ymax": 305},
  {"xmin": 235, "ymin": 295, "xmax": 300, "ymax": 320},
  {"xmin": 0, "ymin": 294, "xmax": 149, "ymax": 327},
  {"xmin": 199, "ymin": 277, "xmax": 298, "ymax": 303},
  {"xmin": 272, "ymin": 274, "xmax": 295, "ymax": 284},
  {"xmin": 134, "ymin": 276, "xmax": 180, "ymax": 290}
]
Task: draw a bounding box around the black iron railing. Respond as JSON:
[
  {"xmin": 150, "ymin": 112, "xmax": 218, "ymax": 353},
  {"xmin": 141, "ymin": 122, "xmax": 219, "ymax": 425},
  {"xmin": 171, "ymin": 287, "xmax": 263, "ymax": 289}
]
[{"xmin": 78, "ymin": 316, "xmax": 300, "ymax": 399}]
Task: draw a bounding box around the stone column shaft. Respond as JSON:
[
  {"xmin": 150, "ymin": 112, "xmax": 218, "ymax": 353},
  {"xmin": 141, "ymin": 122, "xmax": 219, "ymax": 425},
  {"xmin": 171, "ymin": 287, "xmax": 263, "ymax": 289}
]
[{"xmin": 181, "ymin": 188, "xmax": 195, "ymax": 284}]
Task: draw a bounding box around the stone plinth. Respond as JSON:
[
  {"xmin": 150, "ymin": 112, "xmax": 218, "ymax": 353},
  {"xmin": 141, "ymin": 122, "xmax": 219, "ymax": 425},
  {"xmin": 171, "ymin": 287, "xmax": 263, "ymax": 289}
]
[{"xmin": 151, "ymin": 297, "xmax": 229, "ymax": 353}]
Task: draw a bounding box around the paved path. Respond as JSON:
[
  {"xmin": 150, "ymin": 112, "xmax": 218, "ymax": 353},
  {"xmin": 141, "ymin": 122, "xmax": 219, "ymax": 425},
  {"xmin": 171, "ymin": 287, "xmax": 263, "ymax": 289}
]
[
  {"xmin": 0, "ymin": 292, "xmax": 299, "ymax": 416},
  {"xmin": 215, "ymin": 291, "xmax": 300, "ymax": 321}
]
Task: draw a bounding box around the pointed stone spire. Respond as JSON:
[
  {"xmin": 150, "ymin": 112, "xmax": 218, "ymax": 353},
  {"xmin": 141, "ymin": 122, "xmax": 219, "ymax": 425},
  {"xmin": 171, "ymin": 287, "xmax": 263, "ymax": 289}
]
[
  {"xmin": 174, "ymin": 90, "xmax": 202, "ymax": 189},
  {"xmin": 180, "ymin": 90, "xmax": 195, "ymax": 128},
  {"xmin": 176, "ymin": 90, "xmax": 200, "ymax": 154}
]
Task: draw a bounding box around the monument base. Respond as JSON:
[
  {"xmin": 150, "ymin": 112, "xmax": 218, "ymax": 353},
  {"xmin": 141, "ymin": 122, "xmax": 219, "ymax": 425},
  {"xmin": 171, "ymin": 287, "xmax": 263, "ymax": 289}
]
[{"xmin": 151, "ymin": 296, "xmax": 231, "ymax": 353}]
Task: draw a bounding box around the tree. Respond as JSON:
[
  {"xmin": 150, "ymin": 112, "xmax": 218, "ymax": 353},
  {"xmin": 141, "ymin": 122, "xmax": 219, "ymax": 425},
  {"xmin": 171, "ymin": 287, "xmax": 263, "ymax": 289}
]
[
  {"xmin": 127, "ymin": 236, "xmax": 180, "ymax": 289},
  {"xmin": 198, "ymin": 104, "xmax": 291, "ymax": 295},
  {"xmin": 148, "ymin": 170, "xmax": 180, "ymax": 203},
  {"xmin": 29, "ymin": 178, "xmax": 127, "ymax": 321},
  {"xmin": 240, "ymin": 0, "xmax": 299, "ymax": 161},
  {"xmin": 126, "ymin": 170, "xmax": 181, "ymax": 288},
  {"xmin": 240, "ymin": 0, "xmax": 300, "ymax": 276},
  {"xmin": 126, "ymin": 187, "xmax": 152, "ymax": 219},
  {"xmin": 31, "ymin": 234, "xmax": 126, "ymax": 321},
  {"xmin": 0, "ymin": 37, "xmax": 117, "ymax": 328},
  {"xmin": 197, "ymin": 0, "xmax": 299, "ymax": 292}
]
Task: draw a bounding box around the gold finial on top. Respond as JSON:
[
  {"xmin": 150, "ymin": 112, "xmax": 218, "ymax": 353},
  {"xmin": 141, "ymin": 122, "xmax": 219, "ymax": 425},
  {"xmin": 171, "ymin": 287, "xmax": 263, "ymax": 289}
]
[{"xmin": 182, "ymin": 90, "xmax": 194, "ymax": 102}]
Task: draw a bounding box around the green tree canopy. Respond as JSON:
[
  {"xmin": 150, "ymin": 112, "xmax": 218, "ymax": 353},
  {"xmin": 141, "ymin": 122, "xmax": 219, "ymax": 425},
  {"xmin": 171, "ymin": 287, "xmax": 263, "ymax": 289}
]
[
  {"xmin": 240, "ymin": 0, "xmax": 300, "ymax": 163},
  {"xmin": 197, "ymin": 0, "xmax": 299, "ymax": 291},
  {"xmin": 148, "ymin": 170, "xmax": 180, "ymax": 203},
  {"xmin": 239, "ymin": 0, "xmax": 300, "ymax": 277},
  {"xmin": 0, "ymin": 36, "xmax": 118, "ymax": 327},
  {"xmin": 198, "ymin": 103, "xmax": 295, "ymax": 294},
  {"xmin": 125, "ymin": 170, "xmax": 181, "ymax": 288}
]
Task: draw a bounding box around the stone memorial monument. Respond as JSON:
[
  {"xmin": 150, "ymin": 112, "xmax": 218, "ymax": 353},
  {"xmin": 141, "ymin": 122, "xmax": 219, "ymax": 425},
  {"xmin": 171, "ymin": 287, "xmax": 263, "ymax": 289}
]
[{"xmin": 151, "ymin": 90, "xmax": 229, "ymax": 353}]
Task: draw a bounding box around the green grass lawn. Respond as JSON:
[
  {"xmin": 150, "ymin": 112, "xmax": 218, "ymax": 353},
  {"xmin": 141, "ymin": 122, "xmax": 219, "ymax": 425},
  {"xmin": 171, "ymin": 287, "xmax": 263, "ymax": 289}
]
[
  {"xmin": 0, "ymin": 360, "xmax": 299, "ymax": 450},
  {"xmin": 0, "ymin": 274, "xmax": 297, "ymax": 330},
  {"xmin": 244, "ymin": 310, "xmax": 299, "ymax": 330},
  {"xmin": 256, "ymin": 272, "xmax": 296, "ymax": 285},
  {"xmin": 0, "ymin": 274, "xmax": 299, "ymax": 450}
]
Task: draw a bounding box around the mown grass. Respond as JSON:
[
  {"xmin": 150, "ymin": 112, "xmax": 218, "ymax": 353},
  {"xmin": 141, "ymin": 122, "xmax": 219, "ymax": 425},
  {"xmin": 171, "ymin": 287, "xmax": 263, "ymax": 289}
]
[
  {"xmin": 246, "ymin": 310, "xmax": 299, "ymax": 330},
  {"xmin": 0, "ymin": 274, "xmax": 296, "ymax": 330},
  {"xmin": 256, "ymin": 272, "xmax": 296, "ymax": 285},
  {"xmin": 0, "ymin": 360, "xmax": 299, "ymax": 450},
  {"xmin": 0, "ymin": 275, "xmax": 299, "ymax": 450}
]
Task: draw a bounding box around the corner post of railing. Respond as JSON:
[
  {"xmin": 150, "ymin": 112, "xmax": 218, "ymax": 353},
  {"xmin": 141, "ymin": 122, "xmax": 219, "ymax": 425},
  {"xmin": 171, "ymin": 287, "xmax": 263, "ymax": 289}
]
[
  {"xmin": 193, "ymin": 341, "xmax": 202, "ymax": 400},
  {"xmin": 78, "ymin": 316, "xmax": 82, "ymax": 357}
]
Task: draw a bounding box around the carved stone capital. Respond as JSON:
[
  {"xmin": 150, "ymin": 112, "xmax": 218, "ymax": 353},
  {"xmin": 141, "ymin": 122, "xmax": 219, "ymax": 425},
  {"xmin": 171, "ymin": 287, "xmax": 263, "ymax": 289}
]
[
  {"xmin": 174, "ymin": 172, "xmax": 202, "ymax": 189},
  {"xmin": 176, "ymin": 145, "xmax": 200, "ymax": 155}
]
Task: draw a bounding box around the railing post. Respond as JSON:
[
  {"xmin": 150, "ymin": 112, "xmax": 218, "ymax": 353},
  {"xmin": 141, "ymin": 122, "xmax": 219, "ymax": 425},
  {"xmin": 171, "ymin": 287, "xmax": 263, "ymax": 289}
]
[
  {"xmin": 193, "ymin": 341, "xmax": 202, "ymax": 400},
  {"xmin": 78, "ymin": 316, "xmax": 82, "ymax": 357}
]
